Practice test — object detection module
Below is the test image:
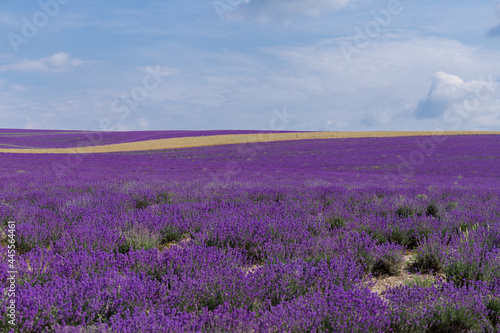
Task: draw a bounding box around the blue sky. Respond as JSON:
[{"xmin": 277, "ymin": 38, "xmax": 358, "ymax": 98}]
[{"xmin": 0, "ymin": 0, "xmax": 499, "ymax": 131}]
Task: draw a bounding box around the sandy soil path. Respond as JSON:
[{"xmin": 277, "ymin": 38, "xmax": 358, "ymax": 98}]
[{"xmin": 0, "ymin": 131, "xmax": 498, "ymax": 154}]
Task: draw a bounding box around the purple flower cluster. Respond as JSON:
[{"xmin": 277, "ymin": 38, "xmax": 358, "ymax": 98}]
[
  {"xmin": 386, "ymin": 280, "xmax": 500, "ymax": 332},
  {"xmin": 0, "ymin": 133, "xmax": 499, "ymax": 332}
]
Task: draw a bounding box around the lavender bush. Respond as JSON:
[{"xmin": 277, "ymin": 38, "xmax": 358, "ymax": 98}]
[{"xmin": 0, "ymin": 132, "xmax": 499, "ymax": 332}]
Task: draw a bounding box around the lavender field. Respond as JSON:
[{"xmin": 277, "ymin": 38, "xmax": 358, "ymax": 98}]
[
  {"xmin": 1, "ymin": 132, "xmax": 500, "ymax": 332},
  {"xmin": 0, "ymin": 129, "xmax": 295, "ymax": 149}
]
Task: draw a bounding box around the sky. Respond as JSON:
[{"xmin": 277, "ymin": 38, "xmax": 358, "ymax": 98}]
[{"xmin": 0, "ymin": 0, "xmax": 499, "ymax": 132}]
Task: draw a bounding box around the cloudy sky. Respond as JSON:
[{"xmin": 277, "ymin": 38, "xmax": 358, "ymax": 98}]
[{"xmin": 0, "ymin": 0, "xmax": 499, "ymax": 131}]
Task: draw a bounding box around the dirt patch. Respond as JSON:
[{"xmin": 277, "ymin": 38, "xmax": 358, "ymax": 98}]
[
  {"xmin": 158, "ymin": 236, "xmax": 192, "ymax": 252},
  {"xmin": 369, "ymin": 255, "xmax": 416, "ymax": 295},
  {"xmin": 242, "ymin": 265, "xmax": 263, "ymax": 276},
  {"xmin": 0, "ymin": 131, "xmax": 498, "ymax": 154},
  {"xmin": 368, "ymin": 254, "xmax": 445, "ymax": 298}
]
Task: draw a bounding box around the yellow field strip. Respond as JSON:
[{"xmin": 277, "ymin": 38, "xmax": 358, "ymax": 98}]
[
  {"xmin": 0, "ymin": 143, "xmax": 31, "ymax": 148},
  {"xmin": 0, "ymin": 131, "xmax": 498, "ymax": 154}
]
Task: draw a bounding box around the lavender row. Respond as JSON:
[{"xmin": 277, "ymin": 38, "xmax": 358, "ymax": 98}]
[
  {"xmin": 1, "ymin": 182, "xmax": 499, "ymax": 331},
  {"xmin": 0, "ymin": 130, "xmax": 298, "ymax": 149},
  {"xmin": 2, "ymin": 135, "xmax": 499, "ymax": 183},
  {"xmin": 0, "ymin": 135, "xmax": 499, "ymax": 331},
  {"xmin": 1, "ymin": 241, "xmax": 499, "ymax": 332}
]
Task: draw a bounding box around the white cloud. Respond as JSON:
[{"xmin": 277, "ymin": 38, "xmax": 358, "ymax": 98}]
[
  {"xmin": 414, "ymin": 71, "xmax": 500, "ymax": 128},
  {"xmin": 2, "ymin": 32, "xmax": 500, "ymax": 131},
  {"xmin": 258, "ymin": 34, "xmax": 500, "ymax": 130},
  {"xmin": 267, "ymin": 0, "xmax": 353, "ymax": 16},
  {"xmin": 260, "ymin": 35, "xmax": 500, "ymax": 112},
  {"xmin": 0, "ymin": 53, "xmax": 91, "ymax": 73},
  {"xmin": 231, "ymin": 0, "xmax": 355, "ymax": 22}
]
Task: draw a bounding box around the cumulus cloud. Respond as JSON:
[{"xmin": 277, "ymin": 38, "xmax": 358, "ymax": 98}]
[
  {"xmin": 414, "ymin": 71, "xmax": 500, "ymax": 128},
  {"xmin": 2, "ymin": 34, "xmax": 500, "ymax": 131},
  {"xmin": 262, "ymin": 34, "xmax": 500, "ymax": 130},
  {"xmin": 230, "ymin": 0, "xmax": 354, "ymax": 21},
  {"xmin": 415, "ymin": 72, "xmax": 467, "ymax": 119},
  {"xmin": 0, "ymin": 53, "xmax": 91, "ymax": 73}
]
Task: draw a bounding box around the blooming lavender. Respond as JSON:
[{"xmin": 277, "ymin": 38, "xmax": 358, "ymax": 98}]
[{"xmin": 0, "ymin": 132, "xmax": 499, "ymax": 332}]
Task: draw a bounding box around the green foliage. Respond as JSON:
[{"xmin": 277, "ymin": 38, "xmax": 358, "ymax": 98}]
[
  {"xmin": 390, "ymin": 227, "xmax": 412, "ymax": 247},
  {"xmin": 425, "ymin": 203, "xmax": 440, "ymax": 218},
  {"xmin": 118, "ymin": 225, "xmax": 160, "ymax": 254},
  {"xmin": 414, "ymin": 251, "xmax": 441, "ymax": 273},
  {"xmin": 1, "ymin": 215, "xmax": 14, "ymax": 227},
  {"xmin": 395, "ymin": 205, "xmax": 416, "ymax": 219},
  {"xmin": 487, "ymin": 298, "xmax": 500, "ymax": 330},
  {"xmin": 304, "ymin": 252, "xmax": 335, "ymax": 265},
  {"xmin": 359, "ymin": 249, "xmax": 377, "ymax": 273},
  {"xmin": 426, "ymin": 304, "xmax": 488, "ymax": 333},
  {"xmin": 161, "ymin": 224, "xmax": 184, "ymax": 244},
  {"xmin": 390, "ymin": 302, "xmax": 492, "ymax": 333},
  {"xmin": 459, "ymin": 223, "xmax": 478, "ymax": 234},
  {"xmin": 134, "ymin": 197, "xmax": 150, "ymax": 210},
  {"xmin": 404, "ymin": 275, "xmax": 435, "ymax": 288},
  {"xmin": 376, "ymin": 251, "xmax": 405, "ymax": 276},
  {"xmin": 443, "ymin": 258, "xmax": 496, "ymax": 287},
  {"xmin": 155, "ymin": 192, "xmax": 173, "ymax": 205},
  {"xmin": 15, "ymin": 232, "xmax": 42, "ymax": 254},
  {"xmin": 325, "ymin": 216, "xmax": 347, "ymax": 230},
  {"xmin": 195, "ymin": 288, "xmax": 225, "ymax": 312}
]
